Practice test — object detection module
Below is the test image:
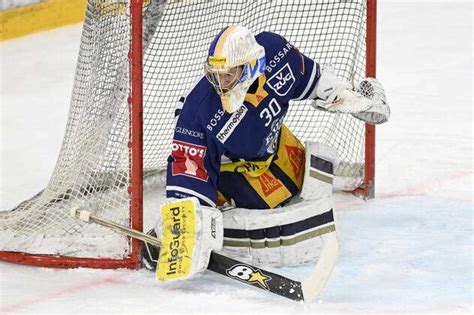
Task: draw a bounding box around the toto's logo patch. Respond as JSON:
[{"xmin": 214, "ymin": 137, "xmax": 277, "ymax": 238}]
[
  {"xmin": 171, "ymin": 140, "xmax": 208, "ymax": 182},
  {"xmin": 266, "ymin": 63, "xmax": 295, "ymax": 96}
]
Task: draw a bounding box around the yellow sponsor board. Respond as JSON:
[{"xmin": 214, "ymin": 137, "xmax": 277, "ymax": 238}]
[
  {"xmin": 0, "ymin": 0, "xmax": 152, "ymax": 41},
  {"xmin": 1, "ymin": 0, "xmax": 86, "ymax": 41},
  {"xmin": 157, "ymin": 199, "xmax": 196, "ymax": 280}
]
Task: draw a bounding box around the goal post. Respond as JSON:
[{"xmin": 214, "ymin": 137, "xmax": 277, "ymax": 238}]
[
  {"xmin": 356, "ymin": 0, "xmax": 377, "ymax": 199},
  {"xmin": 0, "ymin": 0, "xmax": 377, "ymax": 269},
  {"xmin": 129, "ymin": 0, "xmax": 145, "ymax": 270}
]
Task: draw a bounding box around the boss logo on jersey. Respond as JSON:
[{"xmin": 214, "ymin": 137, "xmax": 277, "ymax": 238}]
[
  {"xmin": 226, "ymin": 264, "xmax": 272, "ymax": 290},
  {"xmin": 176, "ymin": 126, "xmax": 204, "ymax": 139},
  {"xmin": 216, "ymin": 105, "xmax": 248, "ymax": 143},
  {"xmin": 267, "ymin": 63, "xmax": 295, "ymax": 96},
  {"xmin": 207, "ymin": 108, "xmax": 225, "ymax": 132},
  {"xmin": 265, "ymin": 42, "xmax": 293, "ymax": 73},
  {"xmin": 171, "ymin": 140, "xmax": 209, "ymax": 182}
]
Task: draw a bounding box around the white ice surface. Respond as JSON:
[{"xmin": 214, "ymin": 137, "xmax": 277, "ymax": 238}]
[{"xmin": 0, "ymin": 1, "xmax": 472, "ymax": 314}]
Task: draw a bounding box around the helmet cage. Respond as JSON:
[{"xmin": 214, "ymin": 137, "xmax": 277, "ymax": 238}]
[{"xmin": 204, "ymin": 63, "xmax": 248, "ymax": 97}]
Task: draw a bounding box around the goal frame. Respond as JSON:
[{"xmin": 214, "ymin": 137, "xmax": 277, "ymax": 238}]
[
  {"xmin": 0, "ymin": 0, "xmax": 144, "ymax": 269},
  {"xmin": 0, "ymin": 0, "xmax": 377, "ymax": 269}
]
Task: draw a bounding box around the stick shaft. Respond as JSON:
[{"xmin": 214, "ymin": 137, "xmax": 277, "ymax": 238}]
[{"xmin": 88, "ymin": 214, "xmax": 161, "ymax": 247}]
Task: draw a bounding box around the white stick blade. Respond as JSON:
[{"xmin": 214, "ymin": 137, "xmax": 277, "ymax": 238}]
[{"xmin": 301, "ymin": 232, "xmax": 339, "ymax": 301}]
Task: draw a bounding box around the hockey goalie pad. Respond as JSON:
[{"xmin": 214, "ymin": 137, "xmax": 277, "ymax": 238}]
[
  {"xmin": 220, "ymin": 197, "xmax": 336, "ymax": 267},
  {"xmin": 300, "ymin": 141, "xmax": 339, "ymax": 201},
  {"xmin": 155, "ymin": 197, "xmax": 223, "ymax": 281},
  {"xmin": 219, "ymin": 141, "xmax": 338, "ymax": 267}
]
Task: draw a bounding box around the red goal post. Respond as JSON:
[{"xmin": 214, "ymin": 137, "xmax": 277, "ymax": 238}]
[{"xmin": 0, "ymin": 0, "xmax": 377, "ymax": 269}]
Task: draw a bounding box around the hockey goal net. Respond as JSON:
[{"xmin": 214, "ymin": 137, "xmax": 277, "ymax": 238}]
[{"xmin": 0, "ymin": 0, "xmax": 376, "ymax": 268}]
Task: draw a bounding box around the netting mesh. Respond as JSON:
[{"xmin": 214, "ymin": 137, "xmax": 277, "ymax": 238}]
[{"xmin": 0, "ymin": 0, "xmax": 369, "ymax": 261}]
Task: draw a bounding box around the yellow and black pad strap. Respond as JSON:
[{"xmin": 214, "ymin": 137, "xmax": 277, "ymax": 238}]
[{"xmin": 223, "ymin": 209, "xmax": 336, "ymax": 249}]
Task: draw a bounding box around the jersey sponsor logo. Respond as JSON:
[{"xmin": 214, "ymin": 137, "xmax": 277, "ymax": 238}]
[
  {"xmin": 171, "ymin": 140, "xmax": 209, "ymax": 182},
  {"xmin": 285, "ymin": 145, "xmax": 305, "ymax": 178},
  {"xmin": 267, "ymin": 63, "xmax": 295, "ymax": 96},
  {"xmin": 207, "ymin": 108, "xmax": 225, "ymax": 131},
  {"xmin": 208, "ymin": 56, "xmax": 226, "ymax": 66},
  {"xmin": 216, "ymin": 105, "xmax": 248, "ymax": 143},
  {"xmin": 265, "ymin": 42, "xmax": 293, "ymax": 73},
  {"xmin": 157, "ymin": 199, "xmax": 195, "ymax": 280},
  {"xmin": 258, "ymin": 172, "xmax": 283, "ymax": 197},
  {"xmin": 226, "ymin": 264, "xmax": 272, "ymax": 290},
  {"xmin": 233, "ymin": 162, "xmax": 266, "ymax": 174},
  {"xmin": 175, "ymin": 126, "xmax": 204, "ymax": 139}
]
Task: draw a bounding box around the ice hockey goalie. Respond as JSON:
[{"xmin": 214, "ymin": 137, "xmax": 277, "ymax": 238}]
[{"xmin": 143, "ymin": 25, "xmax": 390, "ymax": 281}]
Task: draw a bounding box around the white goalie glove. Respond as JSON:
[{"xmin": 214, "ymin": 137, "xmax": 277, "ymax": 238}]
[
  {"xmin": 352, "ymin": 77, "xmax": 390, "ymax": 124},
  {"xmin": 154, "ymin": 197, "xmax": 223, "ymax": 282},
  {"xmin": 312, "ymin": 66, "xmax": 390, "ymax": 124}
]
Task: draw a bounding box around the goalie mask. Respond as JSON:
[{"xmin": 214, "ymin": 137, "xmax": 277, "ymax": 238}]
[{"xmin": 205, "ymin": 25, "xmax": 266, "ymax": 113}]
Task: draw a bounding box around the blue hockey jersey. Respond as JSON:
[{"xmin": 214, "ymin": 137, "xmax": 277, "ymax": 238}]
[{"xmin": 166, "ymin": 31, "xmax": 321, "ymax": 207}]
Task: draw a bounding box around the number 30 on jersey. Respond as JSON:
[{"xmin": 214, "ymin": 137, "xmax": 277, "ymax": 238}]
[{"xmin": 260, "ymin": 99, "xmax": 282, "ymax": 127}]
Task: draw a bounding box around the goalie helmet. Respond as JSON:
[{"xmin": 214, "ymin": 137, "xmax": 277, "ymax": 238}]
[{"xmin": 205, "ymin": 25, "xmax": 266, "ymax": 113}]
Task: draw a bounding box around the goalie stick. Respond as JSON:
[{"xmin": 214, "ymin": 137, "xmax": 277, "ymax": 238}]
[{"xmin": 70, "ymin": 207, "xmax": 338, "ymax": 302}]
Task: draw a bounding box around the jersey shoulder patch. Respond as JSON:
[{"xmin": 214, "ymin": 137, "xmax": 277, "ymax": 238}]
[
  {"xmin": 256, "ymin": 32, "xmax": 303, "ymax": 99},
  {"xmin": 266, "ymin": 62, "xmax": 296, "ymax": 97}
]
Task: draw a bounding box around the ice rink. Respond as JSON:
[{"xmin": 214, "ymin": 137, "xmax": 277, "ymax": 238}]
[{"xmin": 1, "ymin": 0, "xmax": 472, "ymax": 314}]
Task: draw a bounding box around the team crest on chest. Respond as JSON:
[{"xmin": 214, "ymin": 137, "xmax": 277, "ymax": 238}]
[{"xmin": 266, "ymin": 63, "xmax": 295, "ymax": 96}]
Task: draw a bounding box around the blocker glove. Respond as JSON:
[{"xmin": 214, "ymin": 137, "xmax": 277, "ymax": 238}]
[{"xmin": 154, "ymin": 197, "xmax": 223, "ymax": 282}]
